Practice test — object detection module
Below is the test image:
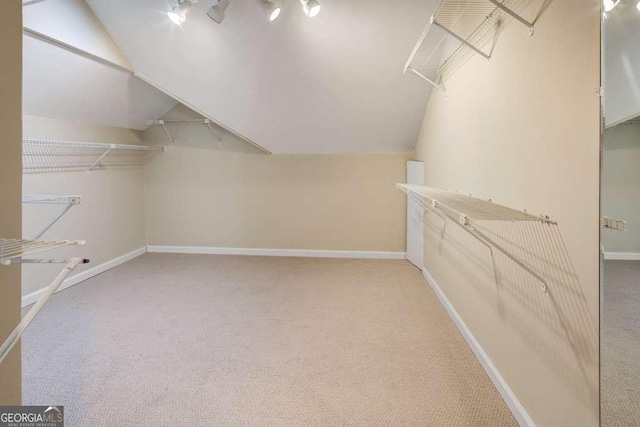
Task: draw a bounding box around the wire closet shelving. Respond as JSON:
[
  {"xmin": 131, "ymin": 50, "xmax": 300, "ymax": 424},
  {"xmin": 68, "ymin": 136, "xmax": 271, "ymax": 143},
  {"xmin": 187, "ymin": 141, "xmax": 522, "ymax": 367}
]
[
  {"xmin": 397, "ymin": 183, "xmax": 554, "ymax": 292},
  {"xmin": 23, "ymin": 195, "xmax": 82, "ymax": 239},
  {"xmin": 23, "ymin": 139, "xmax": 165, "ymax": 174},
  {"xmin": 404, "ymin": 0, "xmax": 534, "ymax": 90},
  {"xmin": 0, "ymin": 239, "xmax": 89, "ymax": 364}
]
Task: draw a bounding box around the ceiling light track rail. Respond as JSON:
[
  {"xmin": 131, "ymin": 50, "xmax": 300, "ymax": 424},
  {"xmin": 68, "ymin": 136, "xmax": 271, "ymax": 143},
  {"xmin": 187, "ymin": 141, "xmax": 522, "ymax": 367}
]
[{"xmin": 404, "ymin": 0, "xmax": 535, "ymax": 90}]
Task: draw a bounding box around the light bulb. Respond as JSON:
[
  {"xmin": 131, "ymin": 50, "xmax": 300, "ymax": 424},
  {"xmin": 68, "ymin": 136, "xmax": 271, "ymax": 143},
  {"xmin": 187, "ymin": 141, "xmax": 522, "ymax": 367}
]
[
  {"xmin": 637, "ymin": 0, "xmax": 640, "ymax": 11},
  {"xmin": 308, "ymin": 3, "xmax": 320, "ymax": 17},
  {"xmin": 168, "ymin": 0, "xmax": 194, "ymax": 25},
  {"xmin": 265, "ymin": 1, "xmax": 281, "ymax": 22},
  {"xmin": 302, "ymin": 0, "xmax": 321, "ymax": 17},
  {"xmin": 270, "ymin": 7, "xmax": 281, "ymax": 21},
  {"xmin": 603, "ymin": 0, "xmax": 619, "ymax": 12},
  {"xmin": 168, "ymin": 9, "xmax": 185, "ymax": 25}
]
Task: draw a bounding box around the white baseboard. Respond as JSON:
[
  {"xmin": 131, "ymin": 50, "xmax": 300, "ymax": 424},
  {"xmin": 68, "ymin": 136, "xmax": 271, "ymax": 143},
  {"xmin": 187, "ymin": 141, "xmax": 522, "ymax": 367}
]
[
  {"xmin": 421, "ymin": 267, "xmax": 535, "ymax": 427},
  {"xmin": 604, "ymin": 252, "xmax": 640, "ymax": 260},
  {"xmin": 22, "ymin": 247, "xmax": 147, "ymax": 308},
  {"xmin": 146, "ymin": 245, "xmax": 406, "ymax": 260}
]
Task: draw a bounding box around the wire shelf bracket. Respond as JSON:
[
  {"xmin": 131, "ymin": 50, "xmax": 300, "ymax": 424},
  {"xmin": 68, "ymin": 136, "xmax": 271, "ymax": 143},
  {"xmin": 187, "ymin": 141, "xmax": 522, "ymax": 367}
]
[
  {"xmin": 23, "ymin": 195, "xmax": 82, "ymax": 239},
  {"xmin": 23, "ymin": 140, "xmax": 165, "ymax": 174},
  {"xmin": 147, "ymin": 119, "xmax": 222, "ymax": 147},
  {"xmin": 397, "ymin": 184, "xmax": 554, "ymax": 293},
  {"xmin": 404, "ymin": 0, "xmax": 535, "ymax": 91},
  {"xmin": 0, "ymin": 238, "xmax": 89, "ymax": 364}
]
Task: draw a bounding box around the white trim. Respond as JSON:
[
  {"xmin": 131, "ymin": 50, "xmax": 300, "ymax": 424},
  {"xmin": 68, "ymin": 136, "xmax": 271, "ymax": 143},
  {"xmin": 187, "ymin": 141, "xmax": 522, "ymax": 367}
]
[
  {"xmin": 422, "ymin": 267, "xmax": 535, "ymax": 427},
  {"xmin": 22, "ymin": 247, "xmax": 146, "ymax": 308},
  {"xmin": 147, "ymin": 245, "xmax": 406, "ymax": 260},
  {"xmin": 604, "ymin": 252, "xmax": 640, "ymax": 260}
]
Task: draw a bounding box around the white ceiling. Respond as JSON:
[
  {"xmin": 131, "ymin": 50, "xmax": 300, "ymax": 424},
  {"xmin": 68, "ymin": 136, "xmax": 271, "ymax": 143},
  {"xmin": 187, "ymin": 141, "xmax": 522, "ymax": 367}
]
[
  {"xmin": 23, "ymin": 0, "xmax": 179, "ymax": 130},
  {"xmin": 24, "ymin": 0, "xmax": 132, "ymax": 70},
  {"xmin": 23, "ymin": 35, "xmax": 179, "ymax": 130},
  {"xmin": 86, "ymin": 0, "xmax": 436, "ymax": 153}
]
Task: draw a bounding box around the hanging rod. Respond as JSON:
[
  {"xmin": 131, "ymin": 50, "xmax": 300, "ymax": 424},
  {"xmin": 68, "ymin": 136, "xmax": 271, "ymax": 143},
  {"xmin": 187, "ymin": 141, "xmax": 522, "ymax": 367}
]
[
  {"xmin": 147, "ymin": 119, "xmax": 222, "ymax": 146},
  {"xmin": 397, "ymin": 184, "xmax": 553, "ymax": 292},
  {"xmin": 23, "ymin": 139, "xmax": 165, "ymax": 174},
  {"xmin": 23, "ymin": 195, "xmax": 82, "ymax": 239}
]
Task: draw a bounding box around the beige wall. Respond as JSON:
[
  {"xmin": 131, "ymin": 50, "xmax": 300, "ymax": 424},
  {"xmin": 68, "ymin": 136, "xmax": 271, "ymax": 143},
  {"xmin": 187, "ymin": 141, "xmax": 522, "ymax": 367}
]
[
  {"xmin": 22, "ymin": 115, "xmax": 147, "ymax": 297},
  {"xmin": 0, "ymin": 0, "xmax": 23, "ymax": 405},
  {"xmin": 145, "ymin": 147, "xmax": 410, "ymax": 252},
  {"xmin": 602, "ymin": 124, "xmax": 640, "ymax": 254},
  {"xmin": 415, "ymin": 0, "xmax": 601, "ymax": 425}
]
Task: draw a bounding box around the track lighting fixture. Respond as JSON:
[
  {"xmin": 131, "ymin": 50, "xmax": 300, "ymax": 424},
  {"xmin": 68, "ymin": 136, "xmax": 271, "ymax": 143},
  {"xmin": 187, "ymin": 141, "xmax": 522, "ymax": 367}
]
[
  {"xmin": 603, "ymin": 0, "xmax": 620, "ymax": 12},
  {"xmin": 168, "ymin": 0, "xmax": 197, "ymax": 25},
  {"xmin": 264, "ymin": 0, "xmax": 281, "ymax": 22},
  {"xmin": 300, "ymin": 0, "xmax": 321, "ymax": 17},
  {"xmin": 207, "ymin": 0, "xmax": 230, "ymax": 24}
]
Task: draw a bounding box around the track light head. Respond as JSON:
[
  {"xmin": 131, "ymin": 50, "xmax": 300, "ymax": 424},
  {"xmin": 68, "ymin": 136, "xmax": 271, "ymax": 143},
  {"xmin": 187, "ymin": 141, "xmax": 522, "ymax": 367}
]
[
  {"xmin": 207, "ymin": 0, "xmax": 230, "ymax": 24},
  {"xmin": 168, "ymin": 0, "xmax": 196, "ymax": 25},
  {"xmin": 300, "ymin": 0, "xmax": 321, "ymax": 17},
  {"xmin": 265, "ymin": 0, "xmax": 281, "ymax": 22},
  {"xmin": 603, "ymin": 0, "xmax": 619, "ymax": 12}
]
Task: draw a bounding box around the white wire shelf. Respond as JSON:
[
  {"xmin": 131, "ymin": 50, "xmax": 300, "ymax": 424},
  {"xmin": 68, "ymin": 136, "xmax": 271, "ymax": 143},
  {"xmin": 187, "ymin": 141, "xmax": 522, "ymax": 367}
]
[
  {"xmin": 405, "ymin": 0, "xmax": 534, "ymax": 90},
  {"xmin": 0, "ymin": 238, "xmax": 86, "ymax": 265},
  {"xmin": 0, "ymin": 238, "xmax": 89, "ymax": 365},
  {"xmin": 23, "ymin": 139, "xmax": 165, "ymax": 174},
  {"xmin": 397, "ymin": 184, "xmax": 553, "ymax": 224},
  {"xmin": 397, "ymin": 183, "xmax": 554, "ymax": 292},
  {"xmin": 22, "ymin": 195, "xmax": 83, "ymax": 239},
  {"xmin": 147, "ymin": 119, "xmax": 221, "ymax": 145},
  {"xmin": 22, "ymin": 195, "xmax": 82, "ymax": 204}
]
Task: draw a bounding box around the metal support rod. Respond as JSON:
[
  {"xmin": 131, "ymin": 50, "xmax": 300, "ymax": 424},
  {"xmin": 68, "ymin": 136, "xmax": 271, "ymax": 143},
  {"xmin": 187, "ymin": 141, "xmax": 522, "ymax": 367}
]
[
  {"xmin": 409, "ymin": 68, "xmax": 446, "ymax": 91},
  {"xmin": 432, "ymin": 20, "xmax": 491, "ymax": 60},
  {"xmin": 159, "ymin": 121, "xmax": 174, "ymax": 145},
  {"xmin": 487, "ymin": 0, "xmax": 534, "ymax": 35},
  {"xmin": 205, "ymin": 120, "xmax": 222, "ymax": 146},
  {"xmin": 468, "ymin": 223, "xmax": 548, "ymax": 293},
  {"xmin": 422, "ymin": 201, "xmax": 499, "ymax": 284},
  {"xmin": 0, "ymin": 257, "xmax": 89, "ymax": 365},
  {"xmin": 87, "ymin": 146, "xmax": 113, "ymax": 171},
  {"xmin": 6, "ymin": 258, "xmax": 73, "ymax": 264},
  {"xmin": 464, "ymin": 225, "xmax": 500, "ymax": 285},
  {"xmin": 33, "ymin": 203, "xmax": 75, "ymax": 240}
]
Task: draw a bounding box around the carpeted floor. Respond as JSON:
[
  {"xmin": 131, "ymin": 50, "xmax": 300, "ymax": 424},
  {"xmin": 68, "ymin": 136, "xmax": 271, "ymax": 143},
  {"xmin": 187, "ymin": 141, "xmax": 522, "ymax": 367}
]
[
  {"xmin": 22, "ymin": 254, "xmax": 516, "ymax": 426},
  {"xmin": 602, "ymin": 260, "xmax": 640, "ymax": 426}
]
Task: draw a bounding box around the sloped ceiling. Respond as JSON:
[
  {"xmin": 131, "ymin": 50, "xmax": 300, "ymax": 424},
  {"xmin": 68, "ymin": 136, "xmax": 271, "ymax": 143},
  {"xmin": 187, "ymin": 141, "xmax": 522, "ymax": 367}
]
[
  {"xmin": 86, "ymin": 0, "xmax": 436, "ymax": 153},
  {"xmin": 23, "ymin": 0, "xmax": 178, "ymax": 130}
]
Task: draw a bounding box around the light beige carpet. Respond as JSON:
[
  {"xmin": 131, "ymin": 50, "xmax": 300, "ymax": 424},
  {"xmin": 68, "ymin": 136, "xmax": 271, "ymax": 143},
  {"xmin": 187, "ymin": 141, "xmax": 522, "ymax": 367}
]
[
  {"xmin": 602, "ymin": 260, "xmax": 640, "ymax": 426},
  {"xmin": 23, "ymin": 254, "xmax": 516, "ymax": 426}
]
